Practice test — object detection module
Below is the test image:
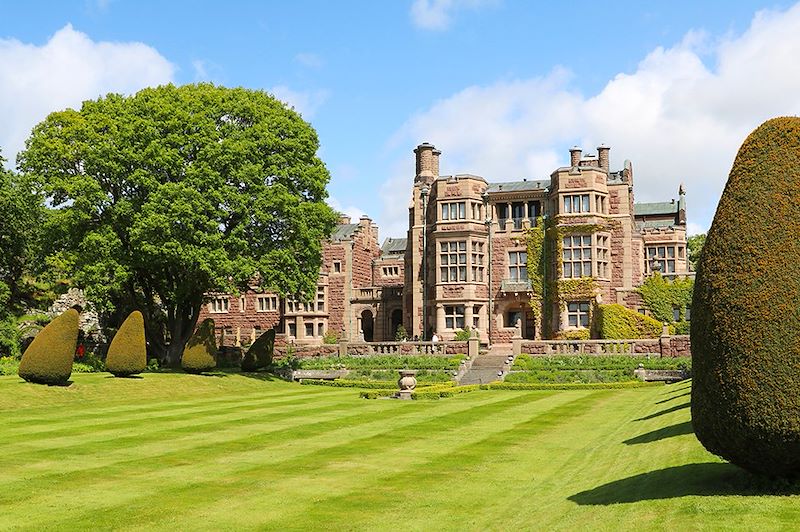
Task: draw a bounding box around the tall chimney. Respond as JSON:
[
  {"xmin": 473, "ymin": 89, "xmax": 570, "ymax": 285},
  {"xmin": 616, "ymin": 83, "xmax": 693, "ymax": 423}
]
[
  {"xmin": 597, "ymin": 144, "xmax": 610, "ymax": 173},
  {"xmin": 569, "ymin": 146, "xmax": 582, "ymax": 167},
  {"xmin": 414, "ymin": 142, "xmax": 441, "ymax": 184}
]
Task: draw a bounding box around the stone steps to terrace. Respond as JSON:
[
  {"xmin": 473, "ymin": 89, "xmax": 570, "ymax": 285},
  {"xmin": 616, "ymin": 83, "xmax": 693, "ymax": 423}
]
[{"xmin": 459, "ymin": 344, "xmax": 514, "ymax": 385}]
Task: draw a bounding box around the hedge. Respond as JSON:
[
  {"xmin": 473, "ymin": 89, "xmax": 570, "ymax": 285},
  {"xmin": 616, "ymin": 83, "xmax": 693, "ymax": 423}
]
[
  {"xmin": 692, "ymin": 116, "xmax": 800, "ymax": 477},
  {"xmin": 105, "ymin": 311, "xmax": 146, "ymax": 377},
  {"xmin": 479, "ymin": 381, "xmax": 662, "ymax": 390},
  {"xmin": 18, "ymin": 309, "xmax": 79, "ymax": 385},
  {"xmin": 181, "ymin": 318, "xmax": 217, "ymax": 373},
  {"xmin": 594, "ymin": 304, "xmax": 662, "ymax": 339}
]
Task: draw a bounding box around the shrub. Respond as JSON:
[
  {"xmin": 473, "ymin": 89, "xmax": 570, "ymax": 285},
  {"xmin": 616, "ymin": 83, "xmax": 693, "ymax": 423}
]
[
  {"xmin": 18, "ymin": 309, "xmax": 79, "ymax": 385},
  {"xmin": 105, "ymin": 311, "xmax": 146, "ymax": 377},
  {"xmin": 394, "ymin": 324, "xmax": 408, "ymax": 342},
  {"xmin": 553, "ymin": 329, "xmax": 590, "ymax": 340},
  {"xmin": 181, "ymin": 318, "xmax": 217, "ymax": 374},
  {"xmin": 322, "ymin": 329, "xmax": 339, "ymax": 344},
  {"xmin": 0, "ymin": 315, "xmax": 20, "ymax": 358},
  {"xmin": 481, "ymin": 381, "xmax": 660, "ymax": 391},
  {"xmin": 692, "ymin": 117, "xmax": 800, "ymax": 478},
  {"xmin": 453, "ymin": 328, "xmax": 472, "ymax": 341},
  {"xmin": 298, "ymin": 355, "xmax": 465, "ymax": 371},
  {"xmin": 240, "ymin": 348, "xmax": 259, "ymax": 372},
  {"xmin": 670, "ymin": 320, "xmax": 691, "ymax": 335},
  {"xmin": 594, "ymin": 304, "xmax": 662, "ymax": 339},
  {"xmin": 250, "ymin": 329, "xmax": 275, "ymax": 369}
]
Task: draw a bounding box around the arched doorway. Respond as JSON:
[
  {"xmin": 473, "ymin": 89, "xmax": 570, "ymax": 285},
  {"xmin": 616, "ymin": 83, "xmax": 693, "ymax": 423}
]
[
  {"xmin": 361, "ymin": 309, "xmax": 374, "ymax": 342},
  {"xmin": 390, "ymin": 309, "xmax": 403, "ymax": 340}
]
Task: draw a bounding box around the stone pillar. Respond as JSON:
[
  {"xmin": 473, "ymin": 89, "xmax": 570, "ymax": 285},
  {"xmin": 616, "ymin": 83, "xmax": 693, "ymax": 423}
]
[
  {"xmin": 468, "ymin": 333, "xmax": 479, "ymax": 359},
  {"xmin": 235, "ymin": 327, "xmax": 241, "ymax": 347},
  {"xmin": 338, "ymin": 339, "xmax": 348, "ymax": 358},
  {"xmin": 512, "ymin": 337, "xmax": 522, "ymax": 357},
  {"xmin": 436, "ymin": 303, "xmax": 445, "ymax": 336}
]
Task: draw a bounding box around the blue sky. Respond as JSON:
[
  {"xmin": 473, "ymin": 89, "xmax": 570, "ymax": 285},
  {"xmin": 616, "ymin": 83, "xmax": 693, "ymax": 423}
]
[{"xmin": 2, "ymin": 0, "xmax": 800, "ymax": 238}]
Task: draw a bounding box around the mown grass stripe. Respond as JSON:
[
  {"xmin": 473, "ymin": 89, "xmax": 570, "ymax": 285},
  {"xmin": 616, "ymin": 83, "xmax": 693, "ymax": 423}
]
[
  {"xmin": 0, "ymin": 387, "xmax": 342, "ymax": 446},
  {"xmin": 2, "ymin": 392, "xmax": 563, "ymax": 529}
]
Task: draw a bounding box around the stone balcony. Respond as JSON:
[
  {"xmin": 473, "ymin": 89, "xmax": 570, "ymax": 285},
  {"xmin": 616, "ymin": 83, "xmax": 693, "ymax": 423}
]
[
  {"xmin": 500, "ymin": 279, "xmax": 533, "ymax": 294},
  {"xmin": 351, "ymin": 286, "xmax": 403, "ymax": 302}
]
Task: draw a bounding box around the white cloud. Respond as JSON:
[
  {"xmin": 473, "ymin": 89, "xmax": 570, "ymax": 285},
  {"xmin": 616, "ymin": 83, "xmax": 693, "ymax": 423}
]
[
  {"xmin": 328, "ymin": 196, "xmax": 367, "ymax": 224},
  {"xmin": 191, "ymin": 59, "xmax": 208, "ymax": 80},
  {"xmin": 269, "ymin": 85, "xmax": 329, "ymax": 119},
  {"xmin": 386, "ymin": 3, "xmax": 800, "ymax": 235},
  {"xmin": 410, "ymin": 0, "xmax": 497, "ymax": 31},
  {"xmin": 0, "ymin": 24, "xmax": 174, "ymax": 165}
]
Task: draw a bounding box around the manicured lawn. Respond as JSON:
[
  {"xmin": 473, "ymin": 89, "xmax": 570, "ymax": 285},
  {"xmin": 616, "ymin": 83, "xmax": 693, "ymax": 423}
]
[{"xmin": 0, "ymin": 373, "xmax": 798, "ymax": 530}]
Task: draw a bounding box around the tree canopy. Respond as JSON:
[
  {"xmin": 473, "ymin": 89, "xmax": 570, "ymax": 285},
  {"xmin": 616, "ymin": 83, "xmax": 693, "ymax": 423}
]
[
  {"xmin": 19, "ymin": 84, "xmax": 337, "ymax": 362},
  {"xmin": 687, "ymin": 233, "xmax": 706, "ymax": 271},
  {"xmin": 0, "ymin": 150, "xmax": 44, "ymax": 312}
]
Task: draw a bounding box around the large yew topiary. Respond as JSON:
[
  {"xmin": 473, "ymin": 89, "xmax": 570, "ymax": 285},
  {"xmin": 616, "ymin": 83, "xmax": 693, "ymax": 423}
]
[
  {"xmin": 181, "ymin": 318, "xmax": 217, "ymax": 373},
  {"xmin": 105, "ymin": 311, "xmax": 146, "ymax": 377},
  {"xmin": 692, "ymin": 116, "xmax": 800, "ymax": 478},
  {"xmin": 241, "ymin": 329, "xmax": 275, "ymax": 372},
  {"xmin": 18, "ymin": 309, "xmax": 79, "ymax": 385}
]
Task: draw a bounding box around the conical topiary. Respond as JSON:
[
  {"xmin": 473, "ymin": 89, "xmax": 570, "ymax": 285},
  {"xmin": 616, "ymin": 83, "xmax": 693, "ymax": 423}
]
[
  {"xmin": 251, "ymin": 329, "xmax": 276, "ymax": 369},
  {"xmin": 105, "ymin": 311, "xmax": 146, "ymax": 377},
  {"xmin": 692, "ymin": 116, "xmax": 800, "ymax": 478},
  {"xmin": 240, "ymin": 345, "xmax": 259, "ymax": 372},
  {"xmin": 18, "ymin": 308, "xmax": 79, "ymax": 385},
  {"xmin": 181, "ymin": 318, "xmax": 217, "ymax": 373}
]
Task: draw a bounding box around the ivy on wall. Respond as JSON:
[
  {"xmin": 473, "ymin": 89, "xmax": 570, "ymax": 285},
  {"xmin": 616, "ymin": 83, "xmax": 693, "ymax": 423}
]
[
  {"xmin": 525, "ymin": 216, "xmax": 618, "ymax": 339},
  {"xmin": 636, "ymin": 272, "xmax": 694, "ymax": 323}
]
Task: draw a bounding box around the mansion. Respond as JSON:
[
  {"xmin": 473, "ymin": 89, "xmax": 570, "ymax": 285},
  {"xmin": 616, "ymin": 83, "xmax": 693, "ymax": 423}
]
[{"xmin": 200, "ymin": 142, "xmax": 688, "ymax": 345}]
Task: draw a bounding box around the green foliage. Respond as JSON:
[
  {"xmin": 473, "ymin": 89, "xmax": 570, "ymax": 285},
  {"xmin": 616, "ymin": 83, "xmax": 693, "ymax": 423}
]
[
  {"xmin": 242, "ymin": 329, "xmax": 275, "ymax": 371},
  {"xmin": 301, "ymin": 379, "xmax": 398, "ymax": 389},
  {"xmin": 512, "ymin": 355, "xmax": 691, "ymax": 371},
  {"xmin": 637, "ymin": 273, "xmax": 693, "ymax": 323},
  {"xmin": 453, "ymin": 328, "xmax": 472, "ymax": 341},
  {"xmin": 298, "ymin": 355, "xmax": 465, "ymax": 370},
  {"xmin": 670, "ymin": 320, "xmax": 691, "ymax": 335},
  {"xmin": 0, "ymin": 160, "xmax": 45, "ymax": 312},
  {"xmin": 394, "ymin": 324, "xmax": 408, "ymax": 342},
  {"xmin": 687, "ymin": 233, "xmax": 706, "ymax": 271},
  {"xmin": 480, "ymin": 381, "xmax": 660, "ymax": 390},
  {"xmin": 552, "ymin": 329, "xmax": 590, "ymax": 340},
  {"xmin": 692, "ymin": 117, "xmax": 800, "ymax": 477},
  {"xmin": 505, "ymin": 369, "xmax": 640, "ymax": 384},
  {"xmin": 181, "ymin": 318, "xmax": 217, "ymax": 374},
  {"xmin": 105, "ymin": 311, "xmax": 147, "ymax": 377},
  {"xmin": 18, "ymin": 309, "xmax": 79, "ymax": 385},
  {"xmin": 342, "ymin": 369, "xmax": 453, "ymax": 383},
  {"xmin": 322, "ymin": 329, "xmax": 339, "ymax": 344},
  {"xmin": 594, "ymin": 304, "xmax": 662, "ymax": 339},
  {"xmin": 0, "ymin": 314, "xmax": 20, "ymax": 358},
  {"xmin": 19, "ymin": 84, "xmax": 338, "ymax": 363}
]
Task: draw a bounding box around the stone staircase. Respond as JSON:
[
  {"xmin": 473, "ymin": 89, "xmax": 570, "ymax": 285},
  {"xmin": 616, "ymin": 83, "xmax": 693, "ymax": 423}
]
[{"xmin": 459, "ymin": 343, "xmax": 514, "ymax": 385}]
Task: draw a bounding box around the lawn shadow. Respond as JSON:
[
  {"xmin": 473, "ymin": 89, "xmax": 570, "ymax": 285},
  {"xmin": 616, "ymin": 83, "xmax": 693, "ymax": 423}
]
[
  {"xmin": 635, "ymin": 402, "xmax": 689, "ymax": 421},
  {"xmin": 623, "ymin": 421, "xmax": 693, "ymax": 445},
  {"xmin": 569, "ymin": 463, "xmax": 800, "ymax": 505},
  {"xmin": 655, "ymin": 391, "xmax": 690, "ymax": 404},
  {"xmin": 238, "ymin": 371, "xmax": 289, "ymax": 382},
  {"xmin": 104, "ymin": 375, "xmax": 144, "ymax": 379}
]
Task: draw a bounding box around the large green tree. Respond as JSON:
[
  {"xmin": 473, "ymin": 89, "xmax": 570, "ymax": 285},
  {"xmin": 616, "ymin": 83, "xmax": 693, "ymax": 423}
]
[
  {"xmin": 0, "ymin": 151, "xmax": 44, "ymax": 312},
  {"xmin": 19, "ymin": 84, "xmax": 337, "ymax": 363}
]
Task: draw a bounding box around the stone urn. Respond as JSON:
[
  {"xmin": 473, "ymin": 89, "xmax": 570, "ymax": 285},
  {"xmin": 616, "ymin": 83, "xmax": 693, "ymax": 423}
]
[{"xmin": 397, "ymin": 369, "xmax": 418, "ymax": 399}]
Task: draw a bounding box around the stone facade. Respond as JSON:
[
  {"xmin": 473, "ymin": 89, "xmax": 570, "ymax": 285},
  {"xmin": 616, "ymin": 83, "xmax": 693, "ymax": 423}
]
[{"xmin": 202, "ymin": 142, "xmax": 689, "ymax": 346}]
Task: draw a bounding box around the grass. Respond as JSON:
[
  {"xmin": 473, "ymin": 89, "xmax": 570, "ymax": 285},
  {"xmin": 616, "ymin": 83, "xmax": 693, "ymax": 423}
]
[{"xmin": 1, "ymin": 373, "xmax": 798, "ymax": 530}]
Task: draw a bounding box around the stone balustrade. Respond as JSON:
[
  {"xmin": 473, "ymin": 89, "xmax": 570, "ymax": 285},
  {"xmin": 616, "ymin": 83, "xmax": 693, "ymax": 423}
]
[{"xmin": 513, "ymin": 335, "xmax": 690, "ymax": 358}]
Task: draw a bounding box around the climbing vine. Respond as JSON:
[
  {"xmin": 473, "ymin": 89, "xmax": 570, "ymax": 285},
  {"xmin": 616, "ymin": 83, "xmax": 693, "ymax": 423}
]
[
  {"xmin": 637, "ymin": 272, "xmax": 694, "ymax": 323},
  {"xmin": 525, "ymin": 216, "xmax": 619, "ymax": 339}
]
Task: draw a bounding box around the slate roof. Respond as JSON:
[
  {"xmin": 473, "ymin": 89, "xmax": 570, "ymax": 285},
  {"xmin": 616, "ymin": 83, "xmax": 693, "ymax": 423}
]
[
  {"xmin": 381, "ymin": 237, "xmax": 407, "ymax": 255},
  {"xmin": 634, "ymin": 201, "xmax": 679, "ymax": 217},
  {"xmin": 329, "ymin": 223, "xmax": 359, "ymax": 241},
  {"xmin": 637, "ymin": 219, "xmax": 678, "ymax": 230},
  {"xmin": 487, "ymin": 180, "xmax": 550, "ymax": 193}
]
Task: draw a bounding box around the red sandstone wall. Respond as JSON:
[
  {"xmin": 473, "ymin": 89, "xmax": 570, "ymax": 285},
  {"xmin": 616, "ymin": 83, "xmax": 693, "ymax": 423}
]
[{"xmin": 322, "ymin": 242, "xmax": 347, "ymax": 336}]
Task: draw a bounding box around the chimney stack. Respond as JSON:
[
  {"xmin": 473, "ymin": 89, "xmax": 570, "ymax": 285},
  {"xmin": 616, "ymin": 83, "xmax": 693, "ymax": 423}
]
[
  {"xmin": 338, "ymin": 214, "xmax": 351, "ymax": 225},
  {"xmin": 597, "ymin": 144, "xmax": 610, "ymax": 173},
  {"xmin": 569, "ymin": 146, "xmax": 582, "ymax": 167},
  {"xmin": 414, "ymin": 142, "xmax": 441, "ymax": 184}
]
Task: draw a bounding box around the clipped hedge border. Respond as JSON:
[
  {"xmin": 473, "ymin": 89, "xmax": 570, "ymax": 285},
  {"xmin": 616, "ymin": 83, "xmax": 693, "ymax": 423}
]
[
  {"xmin": 480, "ymin": 381, "xmax": 662, "ymax": 391},
  {"xmin": 301, "ymin": 379, "xmax": 457, "ymax": 390},
  {"xmin": 359, "ymin": 384, "xmax": 481, "ymax": 400}
]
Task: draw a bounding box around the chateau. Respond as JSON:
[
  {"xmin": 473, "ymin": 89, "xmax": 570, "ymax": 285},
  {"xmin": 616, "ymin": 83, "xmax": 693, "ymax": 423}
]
[{"xmin": 200, "ymin": 142, "xmax": 688, "ymax": 345}]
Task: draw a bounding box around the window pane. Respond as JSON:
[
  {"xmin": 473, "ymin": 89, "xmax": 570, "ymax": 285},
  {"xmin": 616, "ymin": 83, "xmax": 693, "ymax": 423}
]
[
  {"xmin": 509, "ymin": 253, "xmax": 517, "ymax": 265},
  {"xmin": 579, "ymin": 303, "xmax": 590, "ymax": 312},
  {"xmin": 459, "ymin": 241, "xmax": 466, "ymax": 251},
  {"xmin": 648, "ymin": 248, "xmax": 656, "ymax": 257},
  {"xmin": 582, "ymin": 195, "xmax": 590, "ymax": 212},
  {"xmin": 459, "ymin": 253, "xmax": 466, "ymax": 264},
  {"xmin": 564, "ymin": 263, "xmax": 572, "ymax": 277},
  {"xmin": 583, "ymin": 262, "xmax": 591, "ymax": 276},
  {"xmin": 580, "ymin": 314, "xmax": 589, "ymax": 327},
  {"xmin": 583, "ymin": 236, "xmax": 591, "ymax": 247},
  {"xmin": 667, "ymin": 247, "xmax": 675, "ymax": 258},
  {"xmin": 459, "ymin": 203, "xmax": 466, "ymax": 219},
  {"xmin": 563, "ymin": 237, "xmax": 571, "ymax": 247},
  {"xmin": 446, "ymin": 317, "xmax": 454, "ymax": 329},
  {"xmin": 520, "ymin": 266, "xmax": 527, "ymax": 279},
  {"xmin": 569, "ymin": 315, "xmax": 578, "ymax": 327},
  {"xmin": 442, "ymin": 206, "xmax": 449, "ymax": 220},
  {"xmin": 658, "ymin": 247, "xmax": 665, "ymax": 258},
  {"xmin": 563, "ymin": 249, "xmax": 571, "ymax": 260},
  {"xmin": 584, "ymin": 247, "xmax": 592, "ymax": 259},
  {"xmin": 456, "ymin": 317, "xmax": 465, "ymax": 328},
  {"xmin": 568, "ymin": 302, "xmax": 578, "ymax": 312},
  {"xmin": 564, "ymin": 197, "xmax": 571, "ymax": 213},
  {"xmin": 572, "ymin": 197, "xmax": 580, "ymax": 211},
  {"xmin": 459, "ymin": 267, "xmax": 467, "ymax": 281},
  {"xmin": 520, "ymin": 252, "xmax": 527, "ymax": 262}
]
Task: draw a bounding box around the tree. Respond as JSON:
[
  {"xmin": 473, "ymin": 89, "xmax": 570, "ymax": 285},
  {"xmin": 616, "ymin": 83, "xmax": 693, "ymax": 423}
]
[
  {"xmin": 687, "ymin": 233, "xmax": 706, "ymax": 271},
  {"xmin": 692, "ymin": 117, "xmax": 800, "ymax": 477},
  {"xmin": 0, "ymin": 150, "xmax": 44, "ymax": 311},
  {"xmin": 19, "ymin": 84, "xmax": 337, "ymax": 364}
]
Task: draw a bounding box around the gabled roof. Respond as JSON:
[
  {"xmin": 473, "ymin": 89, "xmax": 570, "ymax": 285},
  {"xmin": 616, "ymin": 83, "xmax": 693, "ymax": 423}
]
[
  {"xmin": 381, "ymin": 237, "xmax": 407, "ymax": 255},
  {"xmin": 487, "ymin": 180, "xmax": 550, "ymax": 193},
  {"xmin": 329, "ymin": 223, "xmax": 359, "ymax": 241},
  {"xmin": 634, "ymin": 201, "xmax": 679, "ymax": 217}
]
